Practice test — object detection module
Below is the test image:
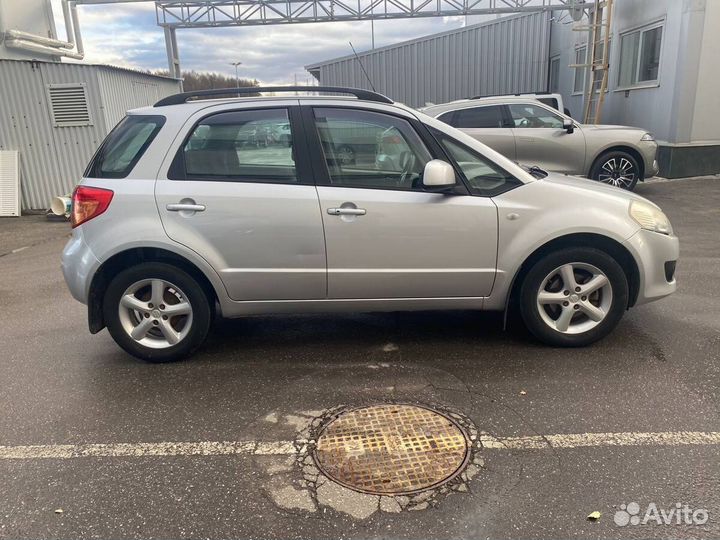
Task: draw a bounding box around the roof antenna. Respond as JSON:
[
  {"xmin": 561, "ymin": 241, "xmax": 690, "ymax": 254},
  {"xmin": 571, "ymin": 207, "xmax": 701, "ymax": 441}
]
[{"xmin": 349, "ymin": 41, "xmax": 376, "ymax": 93}]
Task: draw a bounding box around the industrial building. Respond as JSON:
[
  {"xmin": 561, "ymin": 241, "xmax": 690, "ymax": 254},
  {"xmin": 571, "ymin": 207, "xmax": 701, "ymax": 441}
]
[
  {"xmin": 307, "ymin": 0, "xmax": 720, "ymax": 178},
  {"xmin": 0, "ymin": 0, "xmax": 180, "ymax": 213}
]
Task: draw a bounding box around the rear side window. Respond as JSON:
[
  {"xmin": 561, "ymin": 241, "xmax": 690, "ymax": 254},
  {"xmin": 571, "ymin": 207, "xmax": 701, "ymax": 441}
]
[
  {"xmin": 451, "ymin": 106, "xmax": 505, "ymax": 129},
  {"xmin": 180, "ymin": 108, "xmax": 297, "ymax": 183},
  {"xmin": 538, "ymin": 97, "xmax": 559, "ymax": 110},
  {"xmin": 86, "ymin": 115, "xmax": 165, "ymax": 178}
]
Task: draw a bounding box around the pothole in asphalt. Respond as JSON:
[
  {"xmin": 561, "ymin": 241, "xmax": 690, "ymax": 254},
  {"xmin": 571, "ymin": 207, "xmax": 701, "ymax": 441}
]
[{"xmin": 312, "ymin": 404, "xmax": 473, "ymax": 496}]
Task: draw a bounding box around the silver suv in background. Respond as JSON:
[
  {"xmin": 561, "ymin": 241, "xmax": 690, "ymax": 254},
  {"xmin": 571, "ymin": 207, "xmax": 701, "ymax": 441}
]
[
  {"xmin": 421, "ymin": 96, "xmax": 659, "ymax": 191},
  {"xmin": 62, "ymin": 86, "xmax": 678, "ymax": 362}
]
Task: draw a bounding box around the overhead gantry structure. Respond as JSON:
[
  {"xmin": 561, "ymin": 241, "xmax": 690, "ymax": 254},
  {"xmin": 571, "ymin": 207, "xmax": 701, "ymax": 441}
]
[{"xmin": 72, "ymin": 0, "xmax": 588, "ymax": 79}]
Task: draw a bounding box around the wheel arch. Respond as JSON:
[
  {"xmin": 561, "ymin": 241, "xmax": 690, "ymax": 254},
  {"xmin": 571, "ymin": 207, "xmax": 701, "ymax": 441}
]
[
  {"xmin": 589, "ymin": 146, "xmax": 646, "ymax": 181},
  {"xmin": 87, "ymin": 247, "xmax": 220, "ymax": 334},
  {"xmin": 504, "ymin": 232, "xmax": 641, "ymax": 325}
]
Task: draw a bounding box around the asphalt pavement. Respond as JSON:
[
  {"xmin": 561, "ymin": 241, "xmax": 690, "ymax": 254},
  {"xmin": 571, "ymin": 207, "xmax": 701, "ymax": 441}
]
[{"xmin": 0, "ymin": 177, "xmax": 718, "ymax": 539}]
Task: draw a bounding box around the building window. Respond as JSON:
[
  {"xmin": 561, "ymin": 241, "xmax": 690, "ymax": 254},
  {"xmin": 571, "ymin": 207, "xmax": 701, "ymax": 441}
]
[
  {"xmin": 573, "ymin": 46, "xmax": 587, "ymax": 94},
  {"xmin": 549, "ymin": 56, "xmax": 560, "ymax": 93},
  {"xmin": 619, "ymin": 23, "xmax": 663, "ymax": 88}
]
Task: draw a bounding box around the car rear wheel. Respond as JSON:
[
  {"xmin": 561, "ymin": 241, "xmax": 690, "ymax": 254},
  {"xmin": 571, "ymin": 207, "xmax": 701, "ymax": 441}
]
[
  {"xmin": 589, "ymin": 151, "xmax": 640, "ymax": 191},
  {"xmin": 103, "ymin": 262, "xmax": 211, "ymax": 362},
  {"xmin": 519, "ymin": 248, "xmax": 628, "ymax": 347}
]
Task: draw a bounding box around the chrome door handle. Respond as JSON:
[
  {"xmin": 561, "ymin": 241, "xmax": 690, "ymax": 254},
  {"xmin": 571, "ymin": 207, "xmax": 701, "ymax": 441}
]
[
  {"xmin": 166, "ymin": 203, "xmax": 206, "ymax": 212},
  {"xmin": 327, "ymin": 207, "xmax": 366, "ymax": 216}
]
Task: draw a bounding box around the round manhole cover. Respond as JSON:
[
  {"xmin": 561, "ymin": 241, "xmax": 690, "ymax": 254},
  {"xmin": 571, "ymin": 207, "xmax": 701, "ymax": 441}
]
[{"xmin": 313, "ymin": 404, "xmax": 470, "ymax": 495}]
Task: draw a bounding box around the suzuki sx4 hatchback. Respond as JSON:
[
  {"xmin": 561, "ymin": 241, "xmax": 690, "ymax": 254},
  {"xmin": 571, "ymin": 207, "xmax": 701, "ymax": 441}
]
[{"xmin": 61, "ymin": 87, "xmax": 679, "ymax": 362}]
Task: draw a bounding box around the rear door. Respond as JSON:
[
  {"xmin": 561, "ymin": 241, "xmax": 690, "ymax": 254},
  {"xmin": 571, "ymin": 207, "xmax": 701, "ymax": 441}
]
[
  {"xmin": 438, "ymin": 105, "xmax": 516, "ymax": 161},
  {"xmin": 155, "ymin": 104, "xmax": 327, "ymax": 301},
  {"xmin": 507, "ymin": 102, "xmax": 586, "ymax": 174}
]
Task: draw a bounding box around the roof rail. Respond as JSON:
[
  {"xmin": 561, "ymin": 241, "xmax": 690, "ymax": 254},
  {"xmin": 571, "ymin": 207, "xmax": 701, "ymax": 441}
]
[
  {"xmin": 469, "ymin": 91, "xmax": 552, "ymax": 100},
  {"xmin": 154, "ymin": 86, "xmax": 393, "ymax": 107}
]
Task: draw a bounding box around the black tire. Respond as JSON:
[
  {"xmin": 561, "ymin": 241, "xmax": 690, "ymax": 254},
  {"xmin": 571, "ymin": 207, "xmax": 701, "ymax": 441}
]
[
  {"xmin": 519, "ymin": 247, "xmax": 628, "ymax": 347},
  {"xmin": 103, "ymin": 262, "xmax": 212, "ymax": 362},
  {"xmin": 589, "ymin": 151, "xmax": 640, "ymax": 191}
]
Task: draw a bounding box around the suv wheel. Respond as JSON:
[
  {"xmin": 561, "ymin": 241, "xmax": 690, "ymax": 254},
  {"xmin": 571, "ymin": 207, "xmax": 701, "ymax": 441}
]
[
  {"xmin": 519, "ymin": 248, "xmax": 628, "ymax": 347},
  {"xmin": 336, "ymin": 144, "xmax": 356, "ymax": 165},
  {"xmin": 590, "ymin": 151, "xmax": 640, "ymax": 191},
  {"xmin": 103, "ymin": 262, "xmax": 211, "ymax": 362}
]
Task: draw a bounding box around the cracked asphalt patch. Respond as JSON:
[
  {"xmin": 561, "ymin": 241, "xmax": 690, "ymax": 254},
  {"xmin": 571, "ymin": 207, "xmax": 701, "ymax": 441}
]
[{"xmin": 1, "ymin": 177, "xmax": 720, "ymax": 539}]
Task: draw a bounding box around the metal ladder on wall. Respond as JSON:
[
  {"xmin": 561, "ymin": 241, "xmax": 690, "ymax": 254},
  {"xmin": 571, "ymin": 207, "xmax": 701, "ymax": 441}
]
[{"xmin": 573, "ymin": 0, "xmax": 614, "ymax": 124}]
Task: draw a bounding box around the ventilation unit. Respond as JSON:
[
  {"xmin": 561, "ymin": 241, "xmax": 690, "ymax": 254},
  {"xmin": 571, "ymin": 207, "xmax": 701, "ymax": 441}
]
[
  {"xmin": 46, "ymin": 83, "xmax": 93, "ymax": 127},
  {"xmin": 0, "ymin": 151, "xmax": 21, "ymax": 217}
]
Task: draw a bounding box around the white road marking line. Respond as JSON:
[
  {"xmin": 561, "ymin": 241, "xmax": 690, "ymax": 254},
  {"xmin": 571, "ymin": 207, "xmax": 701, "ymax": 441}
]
[
  {"xmin": 1, "ymin": 431, "xmax": 719, "ymax": 460},
  {"xmin": 0, "ymin": 441, "xmax": 296, "ymax": 460},
  {"xmin": 479, "ymin": 431, "xmax": 720, "ymax": 450}
]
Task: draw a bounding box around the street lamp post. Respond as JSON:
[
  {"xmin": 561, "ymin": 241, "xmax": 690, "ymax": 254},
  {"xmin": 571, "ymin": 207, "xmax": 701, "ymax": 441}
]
[{"xmin": 229, "ymin": 61, "xmax": 242, "ymax": 87}]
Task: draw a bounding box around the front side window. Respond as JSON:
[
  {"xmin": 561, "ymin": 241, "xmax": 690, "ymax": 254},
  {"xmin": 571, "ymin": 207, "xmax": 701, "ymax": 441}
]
[
  {"xmin": 182, "ymin": 109, "xmax": 296, "ymax": 182},
  {"xmin": 619, "ymin": 24, "xmax": 663, "ymax": 87},
  {"xmin": 87, "ymin": 115, "xmax": 165, "ymax": 178},
  {"xmin": 508, "ymin": 103, "xmax": 564, "ymax": 129},
  {"xmin": 313, "ymin": 108, "xmax": 432, "ymax": 191},
  {"xmin": 453, "ymin": 106, "xmax": 505, "ymax": 129},
  {"xmin": 432, "ymin": 131, "xmax": 520, "ymax": 196}
]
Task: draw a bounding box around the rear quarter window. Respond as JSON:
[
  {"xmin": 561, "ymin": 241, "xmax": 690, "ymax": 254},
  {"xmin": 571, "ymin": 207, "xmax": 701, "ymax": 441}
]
[{"xmin": 85, "ymin": 115, "xmax": 165, "ymax": 178}]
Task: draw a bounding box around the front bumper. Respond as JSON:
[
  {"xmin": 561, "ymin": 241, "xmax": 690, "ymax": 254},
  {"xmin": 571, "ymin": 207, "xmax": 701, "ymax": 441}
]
[
  {"xmin": 623, "ymin": 228, "xmax": 679, "ymax": 306},
  {"xmin": 640, "ymin": 141, "xmax": 659, "ymax": 178},
  {"xmin": 61, "ymin": 229, "xmax": 101, "ymax": 304}
]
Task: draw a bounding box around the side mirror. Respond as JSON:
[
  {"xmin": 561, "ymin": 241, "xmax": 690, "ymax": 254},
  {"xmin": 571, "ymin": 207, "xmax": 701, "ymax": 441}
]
[
  {"xmin": 563, "ymin": 118, "xmax": 575, "ymax": 134},
  {"xmin": 422, "ymin": 160, "xmax": 456, "ymax": 191}
]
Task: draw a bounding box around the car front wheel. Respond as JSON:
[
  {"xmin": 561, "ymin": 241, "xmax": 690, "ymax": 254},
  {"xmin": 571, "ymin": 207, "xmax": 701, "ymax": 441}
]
[
  {"xmin": 103, "ymin": 262, "xmax": 212, "ymax": 362},
  {"xmin": 519, "ymin": 248, "xmax": 628, "ymax": 347},
  {"xmin": 589, "ymin": 151, "xmax": 640, "ymax": 191}
]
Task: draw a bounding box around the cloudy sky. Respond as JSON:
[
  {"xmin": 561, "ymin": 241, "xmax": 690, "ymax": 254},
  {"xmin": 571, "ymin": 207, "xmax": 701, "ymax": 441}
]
[{"xmin": 51, "ymin": 1, "xmax": 470, "ymax": 84}]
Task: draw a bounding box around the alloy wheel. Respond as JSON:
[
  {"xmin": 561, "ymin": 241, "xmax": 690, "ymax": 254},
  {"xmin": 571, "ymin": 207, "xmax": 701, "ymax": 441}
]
[
  {"xmin": 597, "ymin": 157, "xmax": 636, "ymax": 189},
  {"xmin": 536, "ymin": 262, "xmax": 613, "ymax": 334},
  {"xmin": 117, "ymin": 279, "xmax": 193, "ymax": 349}
]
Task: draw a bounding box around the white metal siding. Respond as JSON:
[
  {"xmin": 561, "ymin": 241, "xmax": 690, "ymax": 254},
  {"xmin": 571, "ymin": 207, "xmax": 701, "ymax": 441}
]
[
  {"xmin": 306, "ymin": 12, "xmax": 550, "ymax": 108},
  {"xmin": 0, "ymin": 60, "xmax": 181, "ymax": 210}
]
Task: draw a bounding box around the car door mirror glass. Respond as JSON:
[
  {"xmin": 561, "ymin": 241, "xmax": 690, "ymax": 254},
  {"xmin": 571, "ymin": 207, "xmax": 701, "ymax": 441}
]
[{"xmin": 423, "ymin": 160, "xmax": 456, "ymax": 189}]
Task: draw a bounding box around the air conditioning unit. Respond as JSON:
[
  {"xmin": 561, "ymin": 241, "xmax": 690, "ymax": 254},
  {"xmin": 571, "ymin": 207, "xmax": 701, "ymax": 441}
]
[{"xmin": 0, "ymin": 151, "xmax": 21, "ymax": 217}]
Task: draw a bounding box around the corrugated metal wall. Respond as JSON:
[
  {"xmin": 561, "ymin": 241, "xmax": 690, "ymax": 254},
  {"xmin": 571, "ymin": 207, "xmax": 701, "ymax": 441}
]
[
  {"xmin": 307, "ymin": 12, "xmax": 551, "ymax": 107},
  {"xmin": 0, "ymin": 60, "xmax": 180, "ymax": 209}
]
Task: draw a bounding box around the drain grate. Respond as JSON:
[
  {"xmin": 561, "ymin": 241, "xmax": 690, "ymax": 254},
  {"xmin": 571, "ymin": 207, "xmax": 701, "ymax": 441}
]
[{"xmin": 313, "ymin": 404, "xmax": 469, "ymax": 495}]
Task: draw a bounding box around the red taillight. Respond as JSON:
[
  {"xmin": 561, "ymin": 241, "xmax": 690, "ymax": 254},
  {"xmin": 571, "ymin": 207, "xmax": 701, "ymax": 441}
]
[{"xmin": 71, "ymin": 186, "xmax": 114, "ymax": 228}]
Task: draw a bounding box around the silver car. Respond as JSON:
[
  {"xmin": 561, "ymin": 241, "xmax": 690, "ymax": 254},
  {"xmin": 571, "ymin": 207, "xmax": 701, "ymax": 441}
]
[
  {"xmin": 61, "ymin": 86, "xmax": 678, "ymax": 362},
  {"xmin": 421, "ymin": 96, "xmax": 659, "ymax": 191}
]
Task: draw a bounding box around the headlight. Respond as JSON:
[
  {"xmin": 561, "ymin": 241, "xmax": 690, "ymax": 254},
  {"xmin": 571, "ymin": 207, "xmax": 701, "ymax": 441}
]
[
  {"xmin": 640, "ymin": 132, "xmax": 655, "ymax": 142},
  {"xmin": 630, "ymin": 201, "xmax": 673, "ymax": 235}
]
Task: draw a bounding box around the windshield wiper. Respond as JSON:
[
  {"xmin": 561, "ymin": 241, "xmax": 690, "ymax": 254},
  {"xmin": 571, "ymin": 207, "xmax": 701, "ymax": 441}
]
[{"xmin": 520, "ymin": 164, "xmax": 548, "ymax": 179}]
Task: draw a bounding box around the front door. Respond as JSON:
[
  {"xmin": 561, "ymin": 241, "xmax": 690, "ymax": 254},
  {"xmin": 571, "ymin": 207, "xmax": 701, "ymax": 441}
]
[
  {"xmin": 507, "ymin": 102, "xmax": 586, "ymax": 174},
  {"xmin": 155, "ymin": 105, "xmax": 327, "ymax": 301},
  {"xmin": 308, "ymin": 106, "xmax": 498, "ymax": 299}
]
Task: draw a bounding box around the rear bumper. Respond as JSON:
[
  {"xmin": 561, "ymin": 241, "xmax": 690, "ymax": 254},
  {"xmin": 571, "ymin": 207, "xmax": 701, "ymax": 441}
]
[
  {"xmin": 623, "ymin": 229, "xmax": 679, "ymax": 306},
  {"xmin": 61, "ymin": 229, "xmax": 100, "ymax": 304}
]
